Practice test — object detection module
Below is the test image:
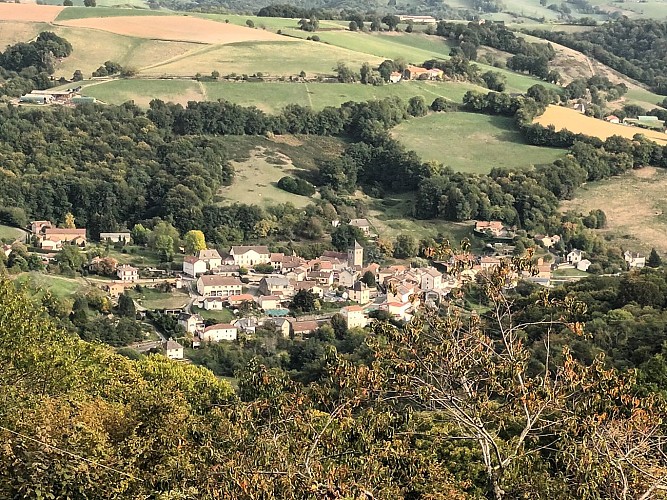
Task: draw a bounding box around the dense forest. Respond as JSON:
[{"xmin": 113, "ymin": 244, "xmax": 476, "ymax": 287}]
[
  {"xmin": 0, "ymin": 32, "xmax": 73, "ymax": 97},
  {"xmin": 528, "ymin": 19, "xmax": 667, "ymax": 94},
  {"xmin": 3, "ymin": 88, "xmax": 667, "ymax": 252}
]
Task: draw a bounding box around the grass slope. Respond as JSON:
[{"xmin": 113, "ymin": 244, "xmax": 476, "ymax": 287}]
[
  {"xmin": 0, "ymin": 225, "xmax": 24, "ymax": 241},
  {"xmin": 0, "ymin": 21, "xmax": 51, "ymax": 48},
  {"xmin": 54, "ymin": 6, "xmax": 171, "ymax": 21},
  {"xmin": 392, "ymin": 112, "xmax": 565, "ymax": 173},
  {"xmin": 561, "ymin": 167, "xmax": 667, "ymax": 253},
  {"xmin": 82, "ymin": 79, "xmax": 486, "ymax": 110},
  {"xmin": 83, "ymin": 78, "xmax": 203, "ymax": 106}
]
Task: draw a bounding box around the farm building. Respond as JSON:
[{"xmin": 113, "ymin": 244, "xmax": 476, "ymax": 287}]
[
  {"xmin": 398, "ymin": 15, "xmax": 437, "ymax": 23},
  {"xmin": 20, "ymin": 94, "xmax": 53, "ymax": 104},
  {"xmin": 72, "ymin": 96, "xmax": 97, "ymax": 105},
  {"xmin": 605, "ymin": 115, "xmax": 620, "ymax": 124},
  {"xmin": 389, "ymin": 72, "xmax": 402, "ymax": 83}
]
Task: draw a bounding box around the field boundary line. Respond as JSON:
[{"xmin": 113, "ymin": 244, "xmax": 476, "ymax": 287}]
[{"xmin": 304, "ymin": 82, "xmax": 314, "ymax": 107}]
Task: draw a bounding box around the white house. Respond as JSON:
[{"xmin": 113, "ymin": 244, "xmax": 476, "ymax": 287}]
[
  {"xmin": 200, "ymin": 323, "xmax": 238, "ymax": 342},
  {"xmin": 116, "ymin": 264, "xmax": 138, "ymax": 282},
  {"xmin": 183, "ymin": 249, "xmax": 223, "ymax": 277},
  {"xmin": 162, "ymin": 339, "xmax": 184, "ymax": 360},
  {"xmin": 624, "ymin": 251, "xmax": 646, "ymax": 269},
  {"xmin": 567, "ymin": 249, "xmax": 584, "ymax": 265},
  {"xmin": 258, "ymin": 295, "xmax": 281, "ymax": 310},
  {"xmin": 341, "ymin": 305, "xmax": 367, "ymax": 329},
  {"xmin": 197, "ymin": 275, "xmax": 243, "ymax": 297},
  {"xmin": 348, "ymin": 218, "xmax": 371, "ymax": 235},
  {"xmin": 259, "ymin": 276, "xmax": 293, "ymax": 297},
  {"xmin": 178, "ymin": 313, "xmax": 205, "ymax": 334},
  {"xmin": 229, "ymin": 245, "xmax": 270, "ymax": 267},
  {"xmin": 420, "ymin": 268, "xmax": 442, "ymax": 290},
  {"xmin": 202, "ymin": 297, "xmax": 226, "ymax": 310}
]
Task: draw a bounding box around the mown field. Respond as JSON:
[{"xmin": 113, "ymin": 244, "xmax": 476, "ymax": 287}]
[
  {"xmin": 534, "ymin": 105, "xmax": 667, "ymax": 145},
  {"xmin": 82, "ymin": 78, "xmax": 484, "ymax": 111},
  {"xmin": 561, "ymin": 167, "xmax": 667, "ymax": 254},
  {"xmin": 0, "ymin": 225, "xmax": 25, "ymax": 241},
  {"xmin": 392, "ymin": 112, "xmax": 566, "ymax": 173}
]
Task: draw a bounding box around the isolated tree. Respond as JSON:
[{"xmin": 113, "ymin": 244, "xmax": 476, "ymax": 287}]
[
  {"xmin": 184, "ymin": 230, "xmax": 206, "ymax": 254},
  {"xmin": 117, "ymin": 292, "xmax": 136, "ymax": 318},
  {"xmin": 131, "ymin": 224, "xmax": 150, "ymax": 246},
  {"xmin": 334, "ymin": 62, "xmax": 358, "ymax": 83},
  {"xmin": 393, "ymin": 234, "xmax": 418, "ymax": 259},
  {"xmin": 407, "ymin": 96, "xmax": 428, "ymax": 117},
  {"xmin": 290, "ymin": 289, "xmax": 316, "ymax": 313},
  {"xmin": 63, "ymin": 0, "xmax": 73, "ymax": 4},
  {"xmin": 83, "ymin": 0, "xmax": 96, "ymax": 6},
  {"xmin": 64, "ymin": 212, "xmax": 76, "ymax": 229},
  {"xmin": 359, "ymin": 62, "xmax": 372, "ymax": 84},
  {"xmin": 246, "ymin": 19, "xmax": 254, "ymax": 28},
  {"xmin": 72, "ymin": 70, "xmax": 82, "ymax": 83},
  {"xmin": 348, "ymin": 20, "xmax": 358, "ymax": 31},
  {"xmin": 382, "ymin": 15, "xmax": 400, "ymax": 31},
  {"xmin": 361, "ymin": 270, "xmax": 376, "ymax": 287},
  {"xmin": 211, "ymin": 70, "xmax": 220, "ymax": 80},
  {"xmin": 431, "ymin": 96, "xmax": 449, "ymax": 112},
  {"xmin": 648, "ymin": 248, "xmax": 662, "ymax": 268},
  {"xmin": 405, "ymin": 20, "xmax": 414, "ymax": 33}
]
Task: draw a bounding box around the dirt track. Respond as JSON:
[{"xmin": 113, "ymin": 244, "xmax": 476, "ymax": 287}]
[
  {"xmin": 0, "ymin": 3, "xmax": 62, "ymax": 22},
  {"xmin": 59, "ymin": 15, "xmax": 297, "ymax": 44}
]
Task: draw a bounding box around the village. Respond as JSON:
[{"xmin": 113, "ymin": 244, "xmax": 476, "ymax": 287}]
[{"xmin": 1, "ymin": 215, "xmax": 651, "ymax": 364}]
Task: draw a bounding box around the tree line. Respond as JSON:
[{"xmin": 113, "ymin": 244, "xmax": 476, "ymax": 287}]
[{"xmin": 527, "ymin": 19, "xmax": 667, "ymax": 95}]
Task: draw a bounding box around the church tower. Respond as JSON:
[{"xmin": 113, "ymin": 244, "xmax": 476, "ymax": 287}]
[{"xmin": 347, "ymin": 240, "xmax": 363, "ymax": 269}]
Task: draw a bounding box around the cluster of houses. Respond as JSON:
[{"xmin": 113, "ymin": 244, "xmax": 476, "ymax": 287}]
[
  {"xmin": 389, "ymin": 65, "xmax": 445, "ymax": 84},
  {"xmin": 18, "ymin": 88, "xmax": 96, "ymax": 107}
]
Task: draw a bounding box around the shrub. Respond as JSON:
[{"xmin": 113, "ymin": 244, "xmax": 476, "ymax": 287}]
[{"xmin": 277, "ymin": 176, "xmax": 316, "ymax": 196}]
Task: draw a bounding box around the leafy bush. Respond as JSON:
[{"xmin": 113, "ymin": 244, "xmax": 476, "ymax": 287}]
[{"xmin": 277, "ymin": 176, "xmax": 316, "ymax": 196}]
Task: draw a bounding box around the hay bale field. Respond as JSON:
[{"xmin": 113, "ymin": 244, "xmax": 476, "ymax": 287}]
[
  {"xmin": 534, "ymin": 105, "xmax": 667, "ymax": 145},
  {"xmin": 58, "ymin": 15, "xmax": 297, "ymax": 44},
  {"xmin": 0, "ymin": 3, "xmax": 62, "ymax": 22}
]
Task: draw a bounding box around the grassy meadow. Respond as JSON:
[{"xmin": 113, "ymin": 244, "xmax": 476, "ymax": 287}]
[
  {"xmin": 14, "ymin": 272, "xmax": 88, "ymax": 299},
  {"xmin": 82, "ymin": 79, "xmax": 486, "ymax": 110},
  {"xmin": 54, "ymin": 6, "xmax": 170, "ymax": 21},
  {"xmin": 392, "ymin": 112, "xmax": 566, "ymax": 173},
  {"xmin": 0, "ymin": 225, "xmax": 25, "ymax": 241},
  {"xmin": 561, "ymin": 167, "xmax": 667, "ymax": 254}
]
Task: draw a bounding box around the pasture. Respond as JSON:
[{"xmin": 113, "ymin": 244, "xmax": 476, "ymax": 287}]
[
  {"xmin": 51, "ymin": 26, "xmax": 199, "ymax": 77},
  {"xmin": 139, "ymin": 39, "xmax": 383, "ymax": 78},
  {"xmin": 0, "ymin": 225, "xmax": 24, "ymax": 242},
  {"xmin": 14, "ymin": 272, "xmax": 87, "ymax": 299},
  {"xmin": 82, "ymin": 79, "xmax": 487, "ymax": 110},
  {"xmin": 55, "ymin": 7, "xmax": 171, "ymax": 21},
  {"xmin": 561, "ymin": 167, "xmax": 667, "ymax": 253},
  {"xmin": 0, "ymin": 21, "xmax": 51, "ymax": 48},
  {"xmin": 83, "ymin": 79, "xmax": 203, "ymax": 106},
  {"xmin": 218, "ymin": 147, "xmax": 316, "ymax": 208},
  {"xmin": 392, "ymin": 112, "xmax": 566, "ymax": 173},
  {"xmin": 534, "ymin": 105, "xmax": 667, "ymax": 145}
]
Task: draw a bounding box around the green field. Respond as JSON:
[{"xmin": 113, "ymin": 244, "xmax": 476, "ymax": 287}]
[
  {"xmin": 130, "ymin": 288, "xmax": 190, "ymax": 310},
  {"xmin": 192, "ymin": 305, "xmax": 234, "ymax": 323},
  {"xmin": 54, "ymin": 6, "xmax": 170, "ymax": 21},
  {"xmin": 392, "ymin": 112, "xmax": 566, "ymax": 173},
  {"xmin": 219, "ymin": 147, "xmax": 316, "ymax": 208},
  {"xmin": 83, "ymin": 79, "xmax": 486, "ymax": 111},
  {"xmin": 84, "ymin": 78, "xmax": 203, "ymax": 106},
  {"xmin": 0, "ymin": 225, "xmax": 24, "ymax": 242},
  {"xmin": 14, "ymin": 272, "xmax": 87, "ymax": 298}
]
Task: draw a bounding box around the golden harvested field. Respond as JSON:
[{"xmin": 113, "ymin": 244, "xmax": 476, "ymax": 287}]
[
  {"xmin": 0, "ymin": 20, "xmax": 50, "ymax": 47},
  {"xmin": 59, "ymin": 15, "xmax": 296, "ymax": 44},
  {"xmin": 561, "ymin": 167, "xmax": 667, "ymax": 254},
  {"xmin": 534, "ymin": 105, "xmax": 667, "ymax": 146},
  {"xmin": 0, "ymin": 3, "xmax": 62, "ymax": 22}
]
